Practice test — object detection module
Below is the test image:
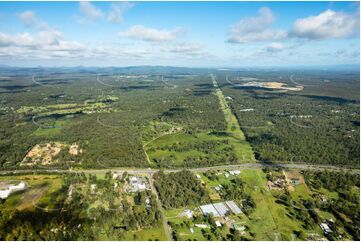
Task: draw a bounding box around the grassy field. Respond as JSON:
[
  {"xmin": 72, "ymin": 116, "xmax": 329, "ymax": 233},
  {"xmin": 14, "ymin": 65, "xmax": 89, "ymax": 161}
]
[
  {"xmin": 33, "ymin": 119, "xmax": 69, "ymax": 136},
  {"xmin": 122, "ymin": 225, "xmax": 168, "ymax": 241},
  {"xmin": 147, "ymin": 132, "xmax": 238, "ymax": 166},
  {"xmin": 211, "ymin": 75, "xmax": 255, "ymax": 162},
  {"xmin": 239, "ymin": 169, "xmax": 310, "ymax": 240},
  {"xmin": 0, "ymin": 175, "xmax": 63, "ymax": 211}
]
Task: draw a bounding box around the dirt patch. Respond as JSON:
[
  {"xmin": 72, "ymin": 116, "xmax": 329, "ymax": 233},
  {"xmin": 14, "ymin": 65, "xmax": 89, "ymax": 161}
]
[
  {"xmin": 264, "ymin": 82, "xmax": 285, "ymax": 89},
  {"xmin": 17, "ymin": 186, "xmax": 47, "ymax": 210},
  {"xmin": 22, "ymin": 142, "xmax": 66, "ymax": 166},
  {"xmin": 69, "ymin": 143, "xmax": 82, "ymax": 155},
  {"xmin": 21, "ymin": 142, "xmax": 82, "ymax": 166},
  {"xmin": 264, "ymin": 82, "xmax": 303, "ymax": 91}
]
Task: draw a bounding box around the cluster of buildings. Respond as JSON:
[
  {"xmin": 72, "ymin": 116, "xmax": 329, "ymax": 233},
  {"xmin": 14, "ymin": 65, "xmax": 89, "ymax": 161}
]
[
  {"xmin": 199, "ymin": 200, "xmax": 242, "ymax": 218},
  {"xmin": 0, "ymin": 181, "xmax": 27, "ymax": 199},
  {"xmin": 126, "ymin": 176, "xmax": 150, "ymax": 193}
]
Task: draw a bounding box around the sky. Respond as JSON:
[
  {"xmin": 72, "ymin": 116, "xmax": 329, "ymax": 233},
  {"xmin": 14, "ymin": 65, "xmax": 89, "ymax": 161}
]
[{"xmin": 0, "ymin": 1, "xmax": 359, "ymax": 67}]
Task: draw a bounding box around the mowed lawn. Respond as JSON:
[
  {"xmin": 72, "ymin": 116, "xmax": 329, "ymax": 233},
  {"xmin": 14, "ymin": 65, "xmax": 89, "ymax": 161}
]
[{"xmin": 122, "ymin": 225, "xmax": 167, "ymax": 241}]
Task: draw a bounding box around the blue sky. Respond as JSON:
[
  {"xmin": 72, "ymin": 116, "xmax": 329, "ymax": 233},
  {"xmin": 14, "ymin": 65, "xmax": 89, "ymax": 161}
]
[{"xmin": 0, "ymin": 1, "xmax": 359, "ymax": 67}]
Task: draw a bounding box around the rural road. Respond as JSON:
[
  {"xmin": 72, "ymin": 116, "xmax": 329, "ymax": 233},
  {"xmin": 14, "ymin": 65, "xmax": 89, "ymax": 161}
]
[{"xmin": 147, "ymin": 172, "xmax": 173, "ymax": 241}]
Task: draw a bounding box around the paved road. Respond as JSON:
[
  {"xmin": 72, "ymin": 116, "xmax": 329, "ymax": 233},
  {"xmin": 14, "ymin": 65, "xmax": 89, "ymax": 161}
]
[{"xmin": 0, "ymin": 162, "xmax": 358, "ymax": 175}]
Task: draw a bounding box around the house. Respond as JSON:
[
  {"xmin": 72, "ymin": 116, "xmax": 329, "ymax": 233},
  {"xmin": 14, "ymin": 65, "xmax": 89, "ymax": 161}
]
[
  {"xmin": 138, "ymin": 183, "xmax": 146, "ymax": 190},
  {"xmin": 290, "ymin": 178, "xmax": 301, "ymax": 186},
  {"xmin": 190, "ymin": 228, "xmax": 194, "ymax": 234},
  {"xmin": 229, "ymin": 170, "xmax": 241, "ymax": 175},
  {"xmin": 145, "ymin": 198, "xmax": 151, "ymax": 208},
  {"xmin": 181, "ymin": 209, "xmax": 193, "ymax": 219},
  {"xmin": 90, "ymin": 184, "xmax": 97, "ymax": 194},
  {"xmin": 240, "ymin": 108, "xmax": 254, "ymax": 112},
  {"xmin": 113, "ymin": 173, "xmax": 120, "ymax": 179},
  {"xmin": 233, "ymin": 224, "xmax": 246, "ymax": 232},
  {"xmin": 128, "ymin": 176, "xmax": 150, "ymax": 192},
  {"xmin": 195, "ymin": 224, "xmax": 209, "ymax": 228},
  {"xmin": 215, "ymin": 221, "xmax": 222, "ymax": 227},
  {"xmin": 196, "ymin": 174, "xmax": 201, "ymax": 179},
  {"xmin": 320, "ymin": 223, "xmax": 332, "ymax": 234}
]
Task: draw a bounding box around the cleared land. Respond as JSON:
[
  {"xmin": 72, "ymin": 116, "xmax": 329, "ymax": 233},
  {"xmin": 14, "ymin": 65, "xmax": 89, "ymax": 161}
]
[{"xmin": 211, "ymin": 75, "xmax": 255, "ymax": 162}]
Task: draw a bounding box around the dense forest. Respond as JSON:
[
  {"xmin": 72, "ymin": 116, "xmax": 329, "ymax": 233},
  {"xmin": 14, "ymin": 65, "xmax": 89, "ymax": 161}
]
[
  {"xmin": 0, "ymin": 67, "xmax": 359, "ymax": 169},
  {"xmin": 217, "ymin": 71, "xmax": 360, "ymax": 167},
  {"xmin": 0, "ymin": 68, "xmax": 225, "ymax": 168},
  {"xmin": 153, "ymin": 170, "xmax": 210, "ymax": 208}
]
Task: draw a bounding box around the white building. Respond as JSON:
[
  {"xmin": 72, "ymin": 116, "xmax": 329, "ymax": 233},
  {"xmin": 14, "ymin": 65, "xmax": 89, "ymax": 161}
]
[
  {"xmin": 320, "ymin": 223, "xmax": 332, "ymax": 234},
  {"xmin": 195, "ymin": 224, "xmax": 209, "ymax": 228},
  {"xmin": 213, "ymin": 202, "xmax": 230, "ymax": 216},
  {"xmin": 129, "ymin": 176, "xmax": 150, "ymax": 192},
  {"xmin": 200, "ymin": 204, "xmax": 220, "ymax": 217},
  {"xmin": 240, "ymin": 108, "xmax": 254, "ymax": 112},
  {"xmin": 225, "ymin": 201, "xmax": 242, "ymax": 214},
  {"xmin": 90, "ymin": 184, "xmax": 97, "ymax": 194},
  {"xmin": 0, "ymin": 181, "xmax": 27, "ymax": 199},
  {"xmin": 182, "ymin": 209, "xmax": 193, "ymax": 219},
  {"xmin": 229, "ymin": 170, "xmax": 241, "ymax": 175}
]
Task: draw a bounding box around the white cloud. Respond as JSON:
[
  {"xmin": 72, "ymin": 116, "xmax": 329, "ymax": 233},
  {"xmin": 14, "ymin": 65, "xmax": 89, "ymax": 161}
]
[
  {"xmin": 79, "ymin": 1, "xmax": 103, "ymax": 22},
  {"xmin": 166, "ymin": 42, "xmax": 210, "ymax": 59},
  {"xmin": 318, "ymin": 49, "xmax": 359, "ymax": 59},
  {"xmin": 18, "ymin": 10, "xmax": 37, "ymax": 27},
  {"xmin": 0, "ymin": 30, "xmax": 86, "ymax": 59},
  {"xmin": 228, "ymin": 7, "xmax": 287, "ymax": 43},
  {"xmin": 265, "ymin": 42, "xmax": 284, "ymax": 52},
  {"xmin": 107, "ymin": 2, "xmax": 134, "ymax": 24},
  {"xmin": 168, "ymin": 42, "xmax": 202, "ymax": 53},
  {"xmin": 292, "ymin": 9, "xmax": 360, "ymax": 39},
  {"xmin": 119, "ymin": 25, "xmax": 181, "ymax": 42}
]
